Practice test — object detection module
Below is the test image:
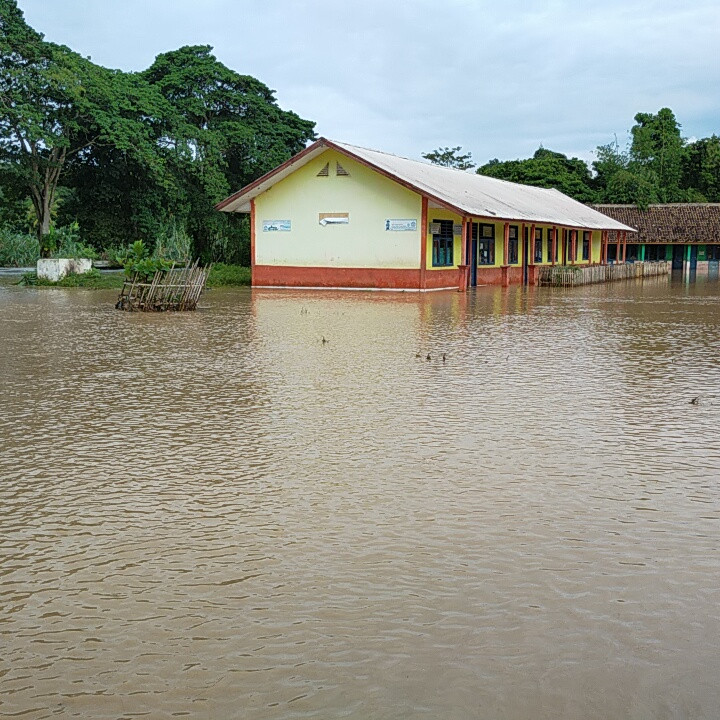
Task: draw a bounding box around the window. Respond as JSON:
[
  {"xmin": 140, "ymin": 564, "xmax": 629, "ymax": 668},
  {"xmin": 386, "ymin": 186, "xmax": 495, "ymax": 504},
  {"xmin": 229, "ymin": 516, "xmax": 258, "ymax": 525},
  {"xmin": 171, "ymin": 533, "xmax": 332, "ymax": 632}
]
[
  {"xmin": 475, "ymin": 223, "xmax": 495, "ymax": 265},
  {"xmin": 582, "ymin": 231, "xmax": 591, "ymax": 261},
  {"xmin": 566, "ymin": 230, "xmax": 576, "ymax": 262},
  {"xmin": 708, "ymin": 245, "xmax": 720, "ymax": 261},
  {"xmin": 432, "ymin": 219, "xmax": 454, "ymax": 267},
  {"xmin": 645, "ymin": 244, "xmax": 664, "ymax": 261},
  {"xmin": 508, "ymin": 225, "xmax": 519, "ymax": 264},
  {"xmin": 547, "ymin": 228, "xmax": 557, "ymax": 262},
  {"xmin": 534, "ymin": 228, "xmax": 543, "ymax": 263}
]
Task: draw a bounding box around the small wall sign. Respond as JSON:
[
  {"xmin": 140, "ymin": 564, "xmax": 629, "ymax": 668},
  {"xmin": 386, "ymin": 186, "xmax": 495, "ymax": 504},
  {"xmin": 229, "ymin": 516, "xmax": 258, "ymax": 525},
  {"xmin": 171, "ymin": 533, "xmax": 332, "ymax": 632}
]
[
  {"xmin": 385, "ymin": 219, "xmax": 417, "ymax": 231},
  {"xmin": 453, "ymin": 224, "xmax": 462, "ymax": 236},
  {"xmin": 262, "ymin": 220, "xmax": 291, "ymax": 232},
  {"xmin": 319, "ymin": 212, "xmax": 349, "ymax": 226},
  {"xmin": 429, "ymin": 222, "xmax": 441, "ymax": 234}
]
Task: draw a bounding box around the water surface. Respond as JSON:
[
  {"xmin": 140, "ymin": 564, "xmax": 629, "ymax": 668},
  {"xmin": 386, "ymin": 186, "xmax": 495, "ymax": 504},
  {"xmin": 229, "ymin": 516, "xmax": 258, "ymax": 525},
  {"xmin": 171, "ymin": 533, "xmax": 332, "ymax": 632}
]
[{"xmin": 1, "ymin": 277, "xmax": 719, "ymax": 719}]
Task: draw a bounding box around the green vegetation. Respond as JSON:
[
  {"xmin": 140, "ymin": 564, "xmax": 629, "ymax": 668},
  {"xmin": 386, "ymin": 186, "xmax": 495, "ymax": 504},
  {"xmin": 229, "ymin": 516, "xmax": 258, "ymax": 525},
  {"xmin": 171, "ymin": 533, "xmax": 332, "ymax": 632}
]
[
  {"xmin": 18, "ymin": 268, "xmax": 124, "ymax": 288},
  {"xmin": 207, "ymin": 263, "xmax": 251, "ymax": 287},
  {"xmin": 0, "ymin": 0, "xmax": 315, "ymax": 265},
  {"xmin": 422, "ymin": 146, "xmax": 475, "ymax": 170},
  {"xmin": 427, "ymin": 108, "xmax": 720, "ymax": 207},
  {"xmin": 16, "ymin": 263, "xmax": 251, "ymax": 289}
]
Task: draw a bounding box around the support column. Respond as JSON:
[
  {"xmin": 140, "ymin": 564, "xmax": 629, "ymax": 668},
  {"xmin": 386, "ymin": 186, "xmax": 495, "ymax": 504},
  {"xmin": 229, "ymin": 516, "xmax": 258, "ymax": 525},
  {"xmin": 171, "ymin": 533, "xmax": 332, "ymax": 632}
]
[
  {"xmin": 602, "ymin": 230, "xmax": 608, "ymax": 264},
  {"xmin": 622, "ymin": 231, "xmax": 627, "ymax": 262},
  {"xmin": 571, "ymin": 230, "xmax": 577, "ymax": 265},
  {"xmin": 615, "ymin": 232, "xmax": 620, "ymax": 264},
  {"xmin": 420, "ymin": 197, "xmax": 428, "ymax": 289},
  {"xmin": 250, "ymin": 198, "xmax": 256, "ymax": 285},
  {"xmin": 502, "ymin": 221, "xmax": 510, "ymax": 287},
  {"xmin": 529, "ymin": 223, "xmax": 536, "ymax": 285},
  {"xmin": 458, "ymin": 217, "xmax": 469, "ymax": 292},
  {"xmin": 551, "ymin": 227, "xmax": 557, "ymax": 266}
]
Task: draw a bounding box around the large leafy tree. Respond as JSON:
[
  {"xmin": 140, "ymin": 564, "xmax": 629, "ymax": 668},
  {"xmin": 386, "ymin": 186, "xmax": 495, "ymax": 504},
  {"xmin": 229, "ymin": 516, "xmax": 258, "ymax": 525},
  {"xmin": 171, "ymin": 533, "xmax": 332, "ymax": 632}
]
[
  {"xmin": 629, "ymin": 108, "xmax": 684, "ymax": 202},
  {"xmin": 681, "ymin": 135, "xmax": 720, "ymax": 202},
  {"xmin": 476, "ymin": 147, "xmax": 596, "ymax": 202},
  {"xmin": 0, "ymin": 0, "xmax": 177, "ymax": 254},
  {"xmin": 141, "ymin": 45, "xmax": 316, "ymax": 259}
]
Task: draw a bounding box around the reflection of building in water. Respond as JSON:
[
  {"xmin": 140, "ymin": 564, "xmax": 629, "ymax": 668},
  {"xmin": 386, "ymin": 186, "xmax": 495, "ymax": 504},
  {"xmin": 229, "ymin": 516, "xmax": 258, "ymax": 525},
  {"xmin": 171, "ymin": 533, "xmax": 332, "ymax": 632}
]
[
  {"xmin": 595, "ymin": 204, "xmax": 720, "ymax": 278},
  {"xmin": 216, "ymin": 138, "xmax": 632, "ymax": 290}
]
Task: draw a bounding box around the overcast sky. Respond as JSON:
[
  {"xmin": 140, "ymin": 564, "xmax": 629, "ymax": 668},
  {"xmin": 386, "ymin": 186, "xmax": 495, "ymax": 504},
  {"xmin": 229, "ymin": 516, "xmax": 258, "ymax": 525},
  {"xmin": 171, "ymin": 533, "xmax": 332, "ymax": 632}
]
[{"xmin": 19, "ymin": 0, "xmax": 720, "ymax": 167}]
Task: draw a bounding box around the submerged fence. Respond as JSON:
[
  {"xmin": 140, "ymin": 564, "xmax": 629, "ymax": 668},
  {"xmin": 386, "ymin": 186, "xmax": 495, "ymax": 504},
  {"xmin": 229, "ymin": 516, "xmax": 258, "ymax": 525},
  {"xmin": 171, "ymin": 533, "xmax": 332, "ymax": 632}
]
[
  {"xmin": 116, "ymin": 260, "xmax": 212, "ymax": 311},
  {"xmin": 538, "ymin": 261, "xmax": 670, "ymax": 288}
]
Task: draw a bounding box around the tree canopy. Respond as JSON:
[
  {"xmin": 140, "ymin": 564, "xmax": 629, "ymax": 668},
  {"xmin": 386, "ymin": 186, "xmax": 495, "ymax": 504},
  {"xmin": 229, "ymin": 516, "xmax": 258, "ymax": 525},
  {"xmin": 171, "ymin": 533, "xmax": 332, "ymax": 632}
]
[
  {"xmin": 474, "ymin": 107, "xmax": 720, "ymax": 207},
  {"xmin": 477, "ymin": 147, "xmax": 596, "ymax": 203},
  {"xmin": 0, "ymin": 0, "xmax": 315, "ymax": 261},
  {"xmin": 422, "ymin": 146, "xmax": 475, "ymax": 170}
]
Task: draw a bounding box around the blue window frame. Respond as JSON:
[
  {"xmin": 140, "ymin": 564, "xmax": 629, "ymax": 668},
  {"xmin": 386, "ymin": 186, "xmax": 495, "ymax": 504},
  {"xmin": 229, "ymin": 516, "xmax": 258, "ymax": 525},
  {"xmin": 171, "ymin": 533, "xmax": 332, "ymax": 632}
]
[
  {"xmin": 474, "ymin": 223, "xmax": 495, "ymax": 265},
  {"xmin": 508, "ymin": 225, "xmax": 519, "ymax": 264},
  {"xmin": 534, "ymin": 228, "xmax": 543, "ymax": 263},
  {"xmin": 432, "ymin": 219, "xmax": 454, "ymax": 267}
]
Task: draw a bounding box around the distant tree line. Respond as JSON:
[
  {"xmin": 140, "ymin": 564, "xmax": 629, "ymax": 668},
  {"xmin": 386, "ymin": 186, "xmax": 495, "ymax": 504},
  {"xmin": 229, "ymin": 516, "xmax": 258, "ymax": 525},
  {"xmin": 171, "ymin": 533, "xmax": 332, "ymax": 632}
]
[
  {"xmin": 0, "ymin": 0, "xmax": 316, "ymax": 261},
  {"xmin": 424, "ymin": 108, "xmax": 720, "ymax": 207}
]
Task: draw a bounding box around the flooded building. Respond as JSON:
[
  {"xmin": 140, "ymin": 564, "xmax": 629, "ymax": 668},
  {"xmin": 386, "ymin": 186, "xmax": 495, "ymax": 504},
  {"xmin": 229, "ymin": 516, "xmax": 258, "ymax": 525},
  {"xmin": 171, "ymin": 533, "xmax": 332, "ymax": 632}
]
[
  {"xmin": 594, "ymin": 204, "xmax": 720, "ymax": 274},
  {"xmin": 216, "ymin": 138, "xmax": 633, "ymax": 290}
]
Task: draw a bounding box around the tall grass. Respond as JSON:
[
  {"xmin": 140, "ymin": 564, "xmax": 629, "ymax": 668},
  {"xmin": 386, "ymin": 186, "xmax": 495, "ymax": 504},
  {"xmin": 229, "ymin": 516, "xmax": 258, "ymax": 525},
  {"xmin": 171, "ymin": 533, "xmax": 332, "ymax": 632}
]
[{"xmin": 0, "ymin": 229, "xmax": 39, "ymax": 266}]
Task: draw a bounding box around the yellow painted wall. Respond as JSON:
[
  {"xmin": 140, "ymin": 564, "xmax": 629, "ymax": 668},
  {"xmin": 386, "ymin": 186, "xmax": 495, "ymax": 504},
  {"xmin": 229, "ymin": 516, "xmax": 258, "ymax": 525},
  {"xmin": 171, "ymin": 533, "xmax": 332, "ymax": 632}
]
[
  {"xmin": 423, "ymin": 220, "xmax": 605, "ymax": 270},
  {"xmin": 254, "ymin": 149, "xmax": 422, "ymax": 268}
]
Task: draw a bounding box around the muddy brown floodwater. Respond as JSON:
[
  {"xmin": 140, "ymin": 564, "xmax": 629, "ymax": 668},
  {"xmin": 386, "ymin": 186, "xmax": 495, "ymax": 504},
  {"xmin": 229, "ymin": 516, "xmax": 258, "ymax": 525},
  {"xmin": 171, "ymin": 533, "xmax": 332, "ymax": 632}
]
[{"xmin": 1, "ymin": 277, "xmax": 720, "ymax": 719}]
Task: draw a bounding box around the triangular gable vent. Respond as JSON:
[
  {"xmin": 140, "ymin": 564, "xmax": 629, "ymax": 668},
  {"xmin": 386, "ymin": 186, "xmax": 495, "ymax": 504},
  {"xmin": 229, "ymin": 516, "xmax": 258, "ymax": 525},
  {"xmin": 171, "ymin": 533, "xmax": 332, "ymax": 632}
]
[
  {"xmin": 316, "ymin": 162, "xmax": 329, "ymax": 177},
  {"xmin": 336, "ymin": 162, "xmax": 350, "ymax": 176}
]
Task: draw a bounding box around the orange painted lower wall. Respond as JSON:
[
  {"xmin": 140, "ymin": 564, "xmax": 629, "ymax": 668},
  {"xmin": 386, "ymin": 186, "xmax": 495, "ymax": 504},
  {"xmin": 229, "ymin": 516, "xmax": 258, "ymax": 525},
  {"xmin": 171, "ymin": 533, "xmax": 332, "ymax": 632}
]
[
  {"xmin": 253, "ymin": 264, "xmax": 542, "ymax": 289},
  {"xmin": 253, "ymin": 265, "xmax": 462, "ymax": 290},
  {"xmin": 474, "ymin": 267, "xmax": 527, "ymax": 285}
]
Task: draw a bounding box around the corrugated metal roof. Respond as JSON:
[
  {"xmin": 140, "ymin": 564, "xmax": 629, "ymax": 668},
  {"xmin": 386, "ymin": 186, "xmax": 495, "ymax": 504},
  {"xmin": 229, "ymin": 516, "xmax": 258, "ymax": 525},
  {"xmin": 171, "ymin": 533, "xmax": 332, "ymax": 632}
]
[{"xmin": 217, "ymin": 138, "xmax": 635, "ymax": 232}]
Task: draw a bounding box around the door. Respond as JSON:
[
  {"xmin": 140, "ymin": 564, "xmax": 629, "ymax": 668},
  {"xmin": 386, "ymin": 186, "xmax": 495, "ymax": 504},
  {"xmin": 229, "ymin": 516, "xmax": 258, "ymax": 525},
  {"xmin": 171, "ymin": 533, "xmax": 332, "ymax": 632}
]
[
  {"xmin": 467, "ymin": 224, "xmax": 478, "ymax": 287},
  {"xmin": 672, "ymin": 244, "xmax": 684, "ymax": 271}
]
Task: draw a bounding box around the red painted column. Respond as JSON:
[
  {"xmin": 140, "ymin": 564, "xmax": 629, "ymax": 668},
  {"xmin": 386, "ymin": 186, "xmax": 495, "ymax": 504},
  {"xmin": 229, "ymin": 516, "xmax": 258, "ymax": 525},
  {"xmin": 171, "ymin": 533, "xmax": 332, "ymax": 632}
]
[
  {"xmin": 250, "ymin": 198, "xmax": 256, "ymax": 285},
  {"xmin": 571, "ymin": 230, "xmax": 577, "ymax": 265},
  {"xmin": 459, "ymin": 217, "xmax": 469, "ymax": 291},
  {"xmin": 616, "ymin": 232, "xmax": 621, "ymax": 264},
  {"xmin": 502, "ymin": 222, "xmax": 510, "ymax": 287},
  {"xmin": 420, "ymin": 196, "xmax": 428, "ymax": 290}
]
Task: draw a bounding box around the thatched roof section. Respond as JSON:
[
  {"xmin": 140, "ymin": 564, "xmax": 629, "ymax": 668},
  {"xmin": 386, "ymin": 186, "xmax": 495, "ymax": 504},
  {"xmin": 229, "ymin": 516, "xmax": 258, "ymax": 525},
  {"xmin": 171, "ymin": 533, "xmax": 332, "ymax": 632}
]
[{"xmin": 593, "ymin": 204, "xmax": 720, "ymax": 244}]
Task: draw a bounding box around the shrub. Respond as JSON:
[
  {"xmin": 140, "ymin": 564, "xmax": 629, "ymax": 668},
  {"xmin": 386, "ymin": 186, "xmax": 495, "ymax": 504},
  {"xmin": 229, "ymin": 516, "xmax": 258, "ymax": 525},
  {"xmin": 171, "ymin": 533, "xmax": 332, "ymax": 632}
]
[
  {"xmin": 0, "ymin": 229, "xmax": 40, "ymax": 266},
  {"xmin": 154, "ymin": 219, "xmax": 193, "ymax": 263},
  {"xmin": 207, "ymin": 263, "xmax": 251, "ymax": 287}
]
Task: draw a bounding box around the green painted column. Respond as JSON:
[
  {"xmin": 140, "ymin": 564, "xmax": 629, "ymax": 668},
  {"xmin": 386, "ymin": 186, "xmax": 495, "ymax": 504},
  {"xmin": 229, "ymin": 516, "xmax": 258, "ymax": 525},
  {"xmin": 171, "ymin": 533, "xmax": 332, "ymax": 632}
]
[{"xmin": 640, "ymin": 244, "xmax": 646, "ymax": 261}]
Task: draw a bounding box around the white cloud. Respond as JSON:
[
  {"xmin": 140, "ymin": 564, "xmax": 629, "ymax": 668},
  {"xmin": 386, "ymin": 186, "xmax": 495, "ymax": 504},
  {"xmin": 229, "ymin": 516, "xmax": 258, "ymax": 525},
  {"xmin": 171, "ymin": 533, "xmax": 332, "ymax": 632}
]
[{"xmin": 18, "ymin": 0, "xmax": 720, "ymax": 165}]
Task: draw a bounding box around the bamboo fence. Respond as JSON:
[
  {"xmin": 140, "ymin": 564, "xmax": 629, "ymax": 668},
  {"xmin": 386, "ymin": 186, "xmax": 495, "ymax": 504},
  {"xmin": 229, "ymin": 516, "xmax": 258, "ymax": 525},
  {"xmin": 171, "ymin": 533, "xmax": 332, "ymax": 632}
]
[
  {"xmin": 116, "ymin": 260, "xmax": 212, "ymax": 311},
  {"xmin": 538, "ymin": 261, "xmax": 670, "ymax": 288}
]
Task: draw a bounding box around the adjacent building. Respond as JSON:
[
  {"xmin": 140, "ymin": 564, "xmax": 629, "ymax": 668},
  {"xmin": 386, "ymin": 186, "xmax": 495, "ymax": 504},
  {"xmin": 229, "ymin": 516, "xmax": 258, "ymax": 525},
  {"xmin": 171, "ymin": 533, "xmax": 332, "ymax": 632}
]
[
  {"xmin": 593, "ymin": 203, "xmax": 720, "ymax": 272},
  {"xmin": 217, "ymin": 138, "xmax": 634, "ymax": 291}
]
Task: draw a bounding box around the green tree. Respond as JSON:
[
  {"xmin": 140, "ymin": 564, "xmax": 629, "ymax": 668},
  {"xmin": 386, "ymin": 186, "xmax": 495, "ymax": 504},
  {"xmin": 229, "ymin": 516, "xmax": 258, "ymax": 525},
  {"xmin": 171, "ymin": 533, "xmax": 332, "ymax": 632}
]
[
  {"xmin": 681, "ymin": 135, "xmax": 720, "ymax": 202},
  {"xmin": 142, "ymin": 45, "xmax": 316, "ymax": 260},
  {"xmin": 0, "ymin": 0, "xmax": 174, "ymax": 254},
  {"xmin": 476, "ymin": 147, "xmax": 596, "ymax": 202},
  {"xmin": 422, "ymin": 146, "xmax": 475, "ymax": 170},
  {"xmin": 629, "ymin": 108, "xmax": 684, "ymax": 202}
]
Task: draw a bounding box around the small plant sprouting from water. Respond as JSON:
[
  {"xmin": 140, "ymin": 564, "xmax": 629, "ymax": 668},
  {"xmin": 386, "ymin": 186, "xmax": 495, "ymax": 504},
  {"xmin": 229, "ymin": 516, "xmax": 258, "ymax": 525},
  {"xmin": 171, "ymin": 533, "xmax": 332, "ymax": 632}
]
[{"xmin": 116, "ymin": 240, "xmax": 172, "ymax": 282}]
